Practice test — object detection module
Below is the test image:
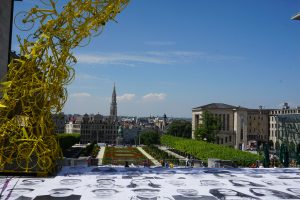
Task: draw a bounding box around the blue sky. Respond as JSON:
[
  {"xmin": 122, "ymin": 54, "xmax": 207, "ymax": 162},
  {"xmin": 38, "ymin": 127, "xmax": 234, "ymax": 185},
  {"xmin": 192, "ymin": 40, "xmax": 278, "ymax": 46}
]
[{"xmin": 12, "ymin": 0, "xmax": 300, "ymax": 117}]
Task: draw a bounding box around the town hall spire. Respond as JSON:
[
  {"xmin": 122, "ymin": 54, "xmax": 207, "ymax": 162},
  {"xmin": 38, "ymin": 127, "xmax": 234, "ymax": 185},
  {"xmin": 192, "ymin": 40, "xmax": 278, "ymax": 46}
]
[{"xmin": 110, "ymin": 83, "xmax": 117, "ymax": 121}]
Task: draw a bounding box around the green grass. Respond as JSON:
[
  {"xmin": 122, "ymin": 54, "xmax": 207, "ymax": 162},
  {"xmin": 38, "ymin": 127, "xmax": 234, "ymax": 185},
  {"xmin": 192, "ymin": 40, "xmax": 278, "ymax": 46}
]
[{"xmin": 161, "ymin": 135, "xmax": 262, "ymax": 167}]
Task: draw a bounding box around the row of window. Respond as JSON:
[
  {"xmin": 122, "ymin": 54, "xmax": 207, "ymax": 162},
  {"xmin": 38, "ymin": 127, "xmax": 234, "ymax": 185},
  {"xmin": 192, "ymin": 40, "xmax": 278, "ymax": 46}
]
[
  {"xmin": 81, "ymin": 125, "xmax": 117, "ymax": 129},
  {"xmin": 270, "ymin": 110, "xmax": 300, "ymax": 114},
  {"xmin": 214, "ymin": 114, "xmax": 230, "ymax": 131},
  {"xmin": 248, "ymin": 128, "xmax": 264, "ymax": 133},
  {"xmin": 247, "ymin": 134, "xmax": 268, "ymax": 140},
  {"xmin": 248, "ymin": 115, "xmax": 264, "ymax": 121},
  {"xmin": 81, "ymin": 130, "xmax": 117, "ymax": 134},
  {"xmin": 217, "ymin": 136, "xmax": 232, "ymax": 144}
]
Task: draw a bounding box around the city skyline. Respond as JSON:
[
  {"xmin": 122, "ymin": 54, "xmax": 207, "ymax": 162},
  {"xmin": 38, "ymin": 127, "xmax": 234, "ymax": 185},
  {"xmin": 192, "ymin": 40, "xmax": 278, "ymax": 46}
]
[{"xmin": 12, "ymin": 0, "xmax": 300, "ymax": 118}]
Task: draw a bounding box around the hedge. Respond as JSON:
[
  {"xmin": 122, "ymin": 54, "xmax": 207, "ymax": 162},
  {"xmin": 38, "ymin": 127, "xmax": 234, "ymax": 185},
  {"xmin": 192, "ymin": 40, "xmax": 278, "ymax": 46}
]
[
  {"xmin": 161, "ymin": 135, "xmax": 262, "ymax": 167},
  {"xmin": 57, "ymin": 133, "xmax": 80, "ymax": 151}
]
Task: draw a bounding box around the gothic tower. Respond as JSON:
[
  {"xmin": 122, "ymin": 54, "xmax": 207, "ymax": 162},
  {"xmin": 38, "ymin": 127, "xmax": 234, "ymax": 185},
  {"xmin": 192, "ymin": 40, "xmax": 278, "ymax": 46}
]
[{"xmin": 110, "ymin": 83, "xmax": 117, "ymax": 121}]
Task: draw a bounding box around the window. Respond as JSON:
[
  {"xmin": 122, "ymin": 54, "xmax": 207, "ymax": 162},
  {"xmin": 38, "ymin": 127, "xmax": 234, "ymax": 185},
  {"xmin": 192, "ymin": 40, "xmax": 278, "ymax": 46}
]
[
  {"xmin": 227, "ymin": 114, "xmax": 229, "ymax": 131},
  {"xmin": 240, "ymin": 129, "xmax": 243, "ymax": 140},
  {"xmin": 223, "ymin": 114, "xmax": 225, "ymax": 131},
  {"xmin": 225, "ymin": 137, "xmax": 228, "ymax": 143},
  {"xmin": 229, "ymin": 136, "xmax": 232, "ymax": 142}
]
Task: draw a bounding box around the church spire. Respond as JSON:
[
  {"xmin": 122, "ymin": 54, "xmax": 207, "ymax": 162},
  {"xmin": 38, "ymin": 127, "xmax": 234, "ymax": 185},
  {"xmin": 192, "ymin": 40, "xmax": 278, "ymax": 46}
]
[{"xmin": 110, "ymin": 83, "xmax": 117, "ymax": 121}]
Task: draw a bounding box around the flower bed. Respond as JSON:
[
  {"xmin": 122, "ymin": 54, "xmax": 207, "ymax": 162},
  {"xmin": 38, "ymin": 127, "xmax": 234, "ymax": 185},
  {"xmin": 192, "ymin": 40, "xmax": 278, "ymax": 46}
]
[{"xmin": 103, "ymin": 146, "xmax": 150, "ymax": 166}]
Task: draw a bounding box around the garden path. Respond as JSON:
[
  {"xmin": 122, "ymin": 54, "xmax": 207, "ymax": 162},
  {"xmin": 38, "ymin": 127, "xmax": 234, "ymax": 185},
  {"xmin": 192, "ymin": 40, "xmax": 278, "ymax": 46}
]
[
  {"xmin": 136, "ymin": 146, "xmax": 161, "ymax": 166},
  {"xmin": 97, "ymin": 146, "xmax": 106, "ymax": 165},
  {"xmin": 157, "ymin": 145, "xmax": 186, "ymax": 159}
]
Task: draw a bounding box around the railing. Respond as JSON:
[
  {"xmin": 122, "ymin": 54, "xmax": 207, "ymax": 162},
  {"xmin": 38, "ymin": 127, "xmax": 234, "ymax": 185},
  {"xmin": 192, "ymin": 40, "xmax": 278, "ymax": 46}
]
[{"xmin": 99, "ymin": 158, "xmax": 206, "ymax": 167}]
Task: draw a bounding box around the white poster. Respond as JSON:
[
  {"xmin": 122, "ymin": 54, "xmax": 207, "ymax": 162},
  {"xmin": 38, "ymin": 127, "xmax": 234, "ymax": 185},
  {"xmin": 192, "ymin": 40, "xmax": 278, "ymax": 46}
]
[{"xmin": 1, "ymin": 167, "xmax": 300, "ymax": 199}]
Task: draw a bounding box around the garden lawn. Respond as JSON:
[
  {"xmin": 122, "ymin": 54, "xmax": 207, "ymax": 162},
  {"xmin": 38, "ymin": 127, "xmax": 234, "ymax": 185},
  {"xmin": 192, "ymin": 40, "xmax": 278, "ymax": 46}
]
[{"xmin": 161, "ymin": 135, "xmax": 262, "ymax": 167}]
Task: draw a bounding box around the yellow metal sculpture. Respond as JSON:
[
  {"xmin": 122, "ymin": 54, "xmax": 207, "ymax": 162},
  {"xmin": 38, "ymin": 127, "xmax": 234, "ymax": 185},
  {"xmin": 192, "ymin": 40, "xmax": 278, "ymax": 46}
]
[{"xmin": 0, "ymin": 0, "xmax": 129, "ymax": 175}]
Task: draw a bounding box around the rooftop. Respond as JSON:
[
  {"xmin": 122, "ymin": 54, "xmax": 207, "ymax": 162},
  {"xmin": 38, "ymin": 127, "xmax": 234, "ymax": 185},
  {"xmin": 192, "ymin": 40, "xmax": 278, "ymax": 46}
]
[{"xmin": 193, "ymin": 103, "xmax": 244, "ymax": 111}]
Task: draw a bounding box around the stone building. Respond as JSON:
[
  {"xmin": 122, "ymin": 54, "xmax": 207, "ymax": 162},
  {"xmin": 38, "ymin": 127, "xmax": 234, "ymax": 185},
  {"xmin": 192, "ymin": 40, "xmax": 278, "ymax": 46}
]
[
  {"xmin": 80, "ymin": 114, "xmax": 118, "ymax": 144},
  {"xmin": 52, "ymin": 112, "xmax": 67, "ymax": 134},
  {"xmin": 192, "ymin": 103, "xmax": 269, "ymax": 150},
  {"xmin": 269, "ymin": 103, "xmax": 300, "ymax": 148},
  {"xmin": 79, "ymin": 85, "xmax": 118, "ymax": 144},
  {"xmin": 247, "ymin": 108, "xmax": 269, "ymax": 149},
  {"xmin": 65, "ymin": 115, "xmax": 82, "ymax": 134}
]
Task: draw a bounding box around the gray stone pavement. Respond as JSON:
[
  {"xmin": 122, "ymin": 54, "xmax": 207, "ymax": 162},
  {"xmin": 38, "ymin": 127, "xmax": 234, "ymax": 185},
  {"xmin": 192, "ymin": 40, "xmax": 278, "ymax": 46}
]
[
  {"xmin": 137, "ymin": 146, "xmax": 161, "ymax": 166},
  {"xmin": 96, "ymin": 146, "xmax": 106, "ymax": 165},
  {"xmin": 157, "ymin": 145, "xmax": 186, "ymax": 159}
]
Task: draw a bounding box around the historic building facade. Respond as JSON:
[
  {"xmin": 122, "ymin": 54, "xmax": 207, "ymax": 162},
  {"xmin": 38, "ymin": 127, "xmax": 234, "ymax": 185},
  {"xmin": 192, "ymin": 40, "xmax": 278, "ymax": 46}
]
[
  {"xmin": 192, "ymin": 103, "xmax": 269, "ymax": 150},
  {"xmin": 80, "ymin": 114, "xmax": 118, "ymax": 144},
  {"xmin": 52, "ymin": 112, "xmax": 67, "ymax": 134},
  {"xmin": 80, "ymin": 85, "xmax": 119, "ymax": 144},
  {"xmin": 269, "ymin": 103, "xmax": 300, "ymax": 148}
]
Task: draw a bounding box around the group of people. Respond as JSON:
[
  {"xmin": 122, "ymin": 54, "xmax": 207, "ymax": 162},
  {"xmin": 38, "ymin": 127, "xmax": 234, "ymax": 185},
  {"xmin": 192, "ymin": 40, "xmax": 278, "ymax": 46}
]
[{"xmin": 159, "ymin": 160, "xmax": 174, "ymax": 168}]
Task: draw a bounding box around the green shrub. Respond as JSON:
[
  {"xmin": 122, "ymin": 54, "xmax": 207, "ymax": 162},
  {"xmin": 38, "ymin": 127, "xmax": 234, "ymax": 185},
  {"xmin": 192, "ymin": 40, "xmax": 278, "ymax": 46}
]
[
  {"xmin": 140, "ymin": 130, "xmax": 160, "ymax": 145},
  {"xmin": 57, "ymin": 133, "xmax": 80, "ymax": 151},
  {"xmin": 81, "ymin": 142, "xmax": 96, "ymax": 157},
  {"xmin": 142, "ymin": 145, "xmax": 179, "ymax": 164},
  {"xmin": 161, "ymin": 135, "xmax": 262, "ymax": 167}
]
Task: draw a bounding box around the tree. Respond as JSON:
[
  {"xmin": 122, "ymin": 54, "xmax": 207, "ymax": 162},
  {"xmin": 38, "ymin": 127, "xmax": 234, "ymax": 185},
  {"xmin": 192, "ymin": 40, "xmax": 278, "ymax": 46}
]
[
  {"xmin": 140, "ymin": 130, "xmax": 160, "ymax": 145},
  {"xmin": 166, "ymin": 120, "xmax": 192, "ymax": 138},
  {"xmin": 57, "ymin": 133, "xmax": 80, "ymax": 151},
  {"xmin": 194, "ymin": 111, "xmax": 221, "ymax": 143}
]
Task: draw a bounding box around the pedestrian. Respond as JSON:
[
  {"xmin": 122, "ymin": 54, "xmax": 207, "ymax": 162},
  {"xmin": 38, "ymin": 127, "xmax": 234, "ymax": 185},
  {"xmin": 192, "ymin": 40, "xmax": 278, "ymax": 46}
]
[
  {"xmin": 165, "ymin": 162, "xmax": 169, "ymax": 168},
  {"xmin": 185, "ymin": 157, "xmax": 189, "ymax": 167},
  {"xmin": 170, "ymin": 162, "xmax": 174, "ymax": 168},
  {"xmin": 125, "ymin": 161, "xmax": 129, "ymax": 167}
]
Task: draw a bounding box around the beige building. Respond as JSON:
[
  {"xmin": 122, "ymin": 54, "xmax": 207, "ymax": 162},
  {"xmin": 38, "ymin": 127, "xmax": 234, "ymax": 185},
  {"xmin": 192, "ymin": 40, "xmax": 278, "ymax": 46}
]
[
  {"xmin": 247, "ymin": 108, "xmax": 269, "ymax": 148},
  {"xmin": 192, "ymin": 103, "xmax": 269, "ymax": 150},
  {"xmin": 65, "ymin": 120, "xmax": 81, "ymax": 134}
]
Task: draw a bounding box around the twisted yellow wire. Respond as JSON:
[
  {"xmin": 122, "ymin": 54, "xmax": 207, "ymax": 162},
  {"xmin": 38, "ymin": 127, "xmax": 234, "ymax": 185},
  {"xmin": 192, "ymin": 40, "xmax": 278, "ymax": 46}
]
[{"xmin": 0, "ymin": 0, "xmax": 129, "ymax": 174}]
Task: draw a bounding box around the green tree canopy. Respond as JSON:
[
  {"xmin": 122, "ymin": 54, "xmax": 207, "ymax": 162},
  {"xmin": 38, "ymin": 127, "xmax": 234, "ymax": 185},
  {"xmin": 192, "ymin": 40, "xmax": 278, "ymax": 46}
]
[
  {"xmin": 57, "ymin": 133, "xmax": 80, "ymax": 151},
  {"xmin": 140, "ymin": 130, "xmax": 161, "ymax": 145},
  {"xmin": 166, "ymin": 120, "xmax": 192, "ymax": 138},
  {"xmin": 194, "ymin": 111, "xmax": 221, "ymax": 143}
]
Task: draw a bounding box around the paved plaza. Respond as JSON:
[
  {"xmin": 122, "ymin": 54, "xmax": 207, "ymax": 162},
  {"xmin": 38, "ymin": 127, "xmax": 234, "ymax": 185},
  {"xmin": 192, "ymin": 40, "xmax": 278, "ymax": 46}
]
[{"xmin": 1, "ymin": 167, "xmax": 300, "ymax": 199}]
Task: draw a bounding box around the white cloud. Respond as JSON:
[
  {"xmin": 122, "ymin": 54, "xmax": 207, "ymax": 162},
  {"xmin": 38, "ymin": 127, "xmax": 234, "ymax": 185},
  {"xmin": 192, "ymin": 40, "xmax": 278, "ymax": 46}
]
[
  {"xmin": 117, "ymin": 93, "xmax": 136, "ymax": 102},
  {"xmin": 70, "ymin": 92, "xmax": 91, "ymax": 97},
  {"xmin": 76, "ymin": 51, "xmax": 244, "ymax": 67},
  {"xmin": 76, "ymin": 53, "xmax": 171, "ymax": 66},
  {"xmin": 142, "ymin": 93, "xmax": 166, "ymax": 102}
]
